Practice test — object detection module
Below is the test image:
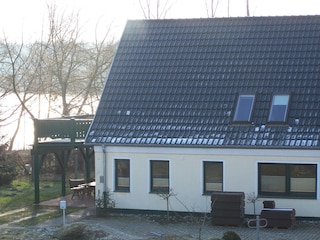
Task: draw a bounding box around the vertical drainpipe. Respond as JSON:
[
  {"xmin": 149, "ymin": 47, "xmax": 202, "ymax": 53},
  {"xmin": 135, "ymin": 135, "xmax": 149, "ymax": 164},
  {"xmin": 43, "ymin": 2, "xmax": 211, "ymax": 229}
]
[{"xmin": 102, "ymin": 144, "xmax": 107, "ymax": 207}]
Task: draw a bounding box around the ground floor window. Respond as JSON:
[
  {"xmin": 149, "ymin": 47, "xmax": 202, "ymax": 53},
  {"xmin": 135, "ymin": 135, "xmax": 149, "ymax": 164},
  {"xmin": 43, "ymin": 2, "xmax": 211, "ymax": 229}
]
[
  {"xmin": 150, "ymin": 160, "xmax": 169, "ymax": 193},
  {"xmin": 203, "ymin": 161, "xmax": 223, "ymax": 194},
  {"xmin": 258, "ymin": 163, "xmax": 317, "ymax": 199},
  {"xmin": 115, "ymin": 159, "xmax": 130, "ymax": 192}
]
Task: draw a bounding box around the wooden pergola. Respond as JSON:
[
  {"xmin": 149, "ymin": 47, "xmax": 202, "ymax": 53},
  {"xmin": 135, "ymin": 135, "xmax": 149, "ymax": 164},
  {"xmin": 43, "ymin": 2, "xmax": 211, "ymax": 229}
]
[{"xmin": 31, "ymin": 116, "xmax": 94, "ymax": 204}]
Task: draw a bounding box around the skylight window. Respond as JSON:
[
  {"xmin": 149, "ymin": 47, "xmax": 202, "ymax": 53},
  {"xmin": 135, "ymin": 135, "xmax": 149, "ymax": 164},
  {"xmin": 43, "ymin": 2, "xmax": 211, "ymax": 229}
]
[
  {"xmin": 268, "ymin": 95, "xmax": 290, "ymax": 122},
  {"xmin": 233, "ymin": 95, "xmax": 255, "ymax": 122}
]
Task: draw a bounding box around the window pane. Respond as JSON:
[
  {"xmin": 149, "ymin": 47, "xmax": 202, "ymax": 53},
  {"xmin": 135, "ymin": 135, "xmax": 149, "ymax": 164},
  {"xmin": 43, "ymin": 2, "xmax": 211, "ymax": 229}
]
[
  {"xmin": 290, "ymin": 164, "xmax": 316, "ymax": 193},
  {"xmin": 115, "ymin": 159, "xmax": 130, "ymax": 191},
  {"xmin": 260, "ymin": 163, "xmax": 286, "ymax": 193},
  {"xmin": 259, "ymin": 163, "xmax": 317, "ymax": 198},
  {"xmin": 234, "ymin": 95, "xmax": 254, "ymax": 121},
  {"xmin": 151, "ymin": 160, "xmax": 169, "ymax": 193},
  {"xmin": 269, "ymin": 95, "xmax": 289, "ymax": 121},
  {"xmin": 204, "ymin": 162, "xmax": 223, "ymax": 193}
]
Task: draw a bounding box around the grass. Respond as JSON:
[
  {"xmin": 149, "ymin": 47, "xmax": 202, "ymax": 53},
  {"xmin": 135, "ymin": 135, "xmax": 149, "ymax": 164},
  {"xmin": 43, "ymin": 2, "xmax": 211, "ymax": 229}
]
[
  {"xmin": 16, "ymin": 207, "xmax": 81, "ymax": 226},
  {"xmin": 0, "ymin": 205, "xmax": 54, "ymax": 224},
  {"xmin": 0, "ymin": 179, "xmax": 80, "ymax": 227},
  {"xmin": 0, "ymin": 179, "xmax": 71, "ymax": 213},
  {"xmin": 0, "ymin": 205, "xmax": 81, "ymax": 226}
]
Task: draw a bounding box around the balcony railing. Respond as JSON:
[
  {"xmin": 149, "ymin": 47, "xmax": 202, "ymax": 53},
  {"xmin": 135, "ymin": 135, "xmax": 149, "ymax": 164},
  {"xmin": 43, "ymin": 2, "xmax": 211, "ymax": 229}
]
[{"xmin": 33, "ymin": 117, "xmax": 92, "ymax": 145}]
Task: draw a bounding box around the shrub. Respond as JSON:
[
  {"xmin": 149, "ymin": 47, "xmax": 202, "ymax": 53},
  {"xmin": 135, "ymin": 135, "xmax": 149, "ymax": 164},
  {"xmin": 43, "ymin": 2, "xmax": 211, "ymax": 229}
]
[
  {"xmin": 55, "ymin": 222, "xmax": 94, "ymax": 240},
  {"xmin": 0, "ymin": 144, "xmax": 18, "ymax": 186},
  {"xmin": 222, "ymin": 231, "xmax": 241, "ymax": 240},
  {"xmin": 95, "ymin": 189, "xmax": 115, "ymax": 216}
]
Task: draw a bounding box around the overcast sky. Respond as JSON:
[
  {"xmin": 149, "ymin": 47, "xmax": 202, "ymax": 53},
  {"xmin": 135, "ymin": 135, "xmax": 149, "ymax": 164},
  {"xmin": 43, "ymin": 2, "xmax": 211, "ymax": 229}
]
[{"xmin": 1, "ymin": 0, "xmax": 319, "ymax": 41}]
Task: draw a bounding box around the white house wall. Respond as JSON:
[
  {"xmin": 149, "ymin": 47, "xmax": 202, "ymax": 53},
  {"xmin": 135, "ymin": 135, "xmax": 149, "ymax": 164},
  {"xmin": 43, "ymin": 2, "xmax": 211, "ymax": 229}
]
[{"xmin": 93, "ymin": 145, "xmax": 320, "ymax": 218}]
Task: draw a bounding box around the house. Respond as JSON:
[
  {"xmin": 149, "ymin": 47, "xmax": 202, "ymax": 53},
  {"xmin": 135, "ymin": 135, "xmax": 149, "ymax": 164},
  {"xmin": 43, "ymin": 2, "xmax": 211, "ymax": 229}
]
[{"xmin": 85, "ymin": 15, "xmax": 320, "ymax": 218}]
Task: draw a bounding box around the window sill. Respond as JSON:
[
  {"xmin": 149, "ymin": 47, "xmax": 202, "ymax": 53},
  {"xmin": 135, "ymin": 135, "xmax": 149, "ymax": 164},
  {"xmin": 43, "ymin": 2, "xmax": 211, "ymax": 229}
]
[
  {"xmin": 258, "ymin": 194, "xmax": 316, "ymax": 200},
  {"xmin": 149, "ymin": 190, "xmax": 169, "ymax": 194},
  {"xmin": 203, "ymin": 191, "xmax": 222, "ymax": 196},
  {"xmin": 114, "ymin": 190, "xmax": 130, "ymax": 193}
]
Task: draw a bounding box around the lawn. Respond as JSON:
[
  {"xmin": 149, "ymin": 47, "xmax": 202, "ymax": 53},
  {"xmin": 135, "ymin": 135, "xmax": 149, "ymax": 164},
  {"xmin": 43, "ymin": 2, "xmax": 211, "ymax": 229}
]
[
  {"xmin": 0, "ymin": 179, "xmax": 71, "ymax": 213},
  {"xmin": 0, "ymin": 179, "xmax": 77, "ymax": 226}
]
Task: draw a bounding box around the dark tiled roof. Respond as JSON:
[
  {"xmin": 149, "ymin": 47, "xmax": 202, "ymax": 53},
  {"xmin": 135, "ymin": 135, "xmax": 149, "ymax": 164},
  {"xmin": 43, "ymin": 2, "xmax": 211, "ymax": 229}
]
[{"xmin": 86, "ymin": 16, "xmax": 320, "ymax": 148}]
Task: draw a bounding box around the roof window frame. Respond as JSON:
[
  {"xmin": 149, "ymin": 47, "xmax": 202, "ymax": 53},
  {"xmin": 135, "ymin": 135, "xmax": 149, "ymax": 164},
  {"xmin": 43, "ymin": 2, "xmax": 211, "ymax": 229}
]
[
  {"xmin": 233, "ymin": 94, "xmax": 255, "ymax": 123},
  {"xmin": 268, "ymin": 94, "xmax": 290, "ymax": 123}
]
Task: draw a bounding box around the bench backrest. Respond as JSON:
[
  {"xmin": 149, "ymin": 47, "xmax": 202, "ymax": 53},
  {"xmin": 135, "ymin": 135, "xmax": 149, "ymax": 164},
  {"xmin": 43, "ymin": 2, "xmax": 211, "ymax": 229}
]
[{"xmin": 69, "ymin": 179, "xmax": 85, "ymax": 188}]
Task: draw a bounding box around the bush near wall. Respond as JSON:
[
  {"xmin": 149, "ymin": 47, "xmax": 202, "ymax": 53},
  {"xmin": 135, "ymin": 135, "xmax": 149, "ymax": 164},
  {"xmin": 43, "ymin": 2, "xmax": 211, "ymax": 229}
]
[{"xmin": 0, "ymin": 144, "xmax": 19, "ymax": 186}]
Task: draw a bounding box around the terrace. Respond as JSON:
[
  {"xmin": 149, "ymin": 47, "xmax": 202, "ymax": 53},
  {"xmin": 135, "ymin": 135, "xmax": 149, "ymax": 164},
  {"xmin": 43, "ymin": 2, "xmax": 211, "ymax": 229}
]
[{"xmin": 31, "ymin": 116, "xmax": 94, "ymax": 204}]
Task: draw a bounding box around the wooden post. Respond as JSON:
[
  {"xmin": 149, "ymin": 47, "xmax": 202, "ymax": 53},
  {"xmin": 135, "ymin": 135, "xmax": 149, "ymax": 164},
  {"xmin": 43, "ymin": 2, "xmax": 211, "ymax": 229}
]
[{"xmin": 33, "ymin": 152, "xmax": 40, "ymax": 204}]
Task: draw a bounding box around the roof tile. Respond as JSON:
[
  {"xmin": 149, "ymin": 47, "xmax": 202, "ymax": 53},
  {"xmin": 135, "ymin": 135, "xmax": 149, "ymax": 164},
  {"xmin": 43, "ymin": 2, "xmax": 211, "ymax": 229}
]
[{"xmin": 86, "ymin": 16, "xmax": 320, "ymax": 148}]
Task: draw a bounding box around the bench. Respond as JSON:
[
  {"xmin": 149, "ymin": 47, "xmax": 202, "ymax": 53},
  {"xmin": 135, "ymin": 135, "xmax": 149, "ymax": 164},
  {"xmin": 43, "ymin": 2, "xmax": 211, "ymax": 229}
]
[
  {"xmin": 69, "ymin": 179, "xmax": 85, "ymax": 199},
  {"xmin": 211, "ymin": 192, "xmax": 245, "ymax": 226},
  {"xmin": 260, "ymin": 208, "xmax": 296, "ymax": 229}
]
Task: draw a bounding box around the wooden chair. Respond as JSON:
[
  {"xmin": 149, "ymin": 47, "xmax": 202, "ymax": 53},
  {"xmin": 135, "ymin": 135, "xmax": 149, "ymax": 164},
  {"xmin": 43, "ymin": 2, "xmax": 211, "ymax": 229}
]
[{"xmin": 69, "ymin": 179, "xmax": 85, "ymax": 199}]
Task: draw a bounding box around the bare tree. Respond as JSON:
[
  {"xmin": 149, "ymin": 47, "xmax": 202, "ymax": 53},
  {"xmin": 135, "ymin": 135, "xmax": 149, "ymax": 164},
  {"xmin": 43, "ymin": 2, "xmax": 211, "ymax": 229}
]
[
  {"xmin": 1, "ymin": 37, "xmax": 38, "ymax": 149},
  {"xmin": 204, "ymin": 0, "xmax": 221, "ymax": 18},
  {"xmin": 44, "ymin": 4, "xmax": 115, "ymax": 116},
  {"xmin": 205, "ymin": 0, "xmax": 250, "ymax": 18},
  {"xmin": 2, "ymin": 38, "xmax": 35, "ymax": 119},
  {"xmin": 0, "ymin": 41, "xmax": 11, "ymax": 97},
  {"xmin": 138, "ymin": 0, "xmax": 174, "ymax": 19},
  {"xmin": 75, "ymin": 22, "xmax": 115, "ymax": 115},
  {"xmin": 0, "ymin": 4, "xmax": 116, "ymax": 149},
  {"xmin": 45, "ymin": 5, "xmax": 83, "ymax": 116}
]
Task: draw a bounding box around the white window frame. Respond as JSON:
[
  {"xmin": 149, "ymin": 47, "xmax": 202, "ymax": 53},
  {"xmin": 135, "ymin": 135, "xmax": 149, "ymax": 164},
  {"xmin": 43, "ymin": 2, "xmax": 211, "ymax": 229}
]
[
  {"xmin": 149, "ymin": 159, "xmax": 171, "ymax": 193},
  {"xmin": 112, "ymin": 157, "xmax": 132, "ymax": 192},
  {"xmin": 268, "ymin": 95, "xmax": 290, "ymax": 122},
  {"xmin": 233, "ymin": 95, "xmax": 255, "ymax": 122},
  {"xmin": 201, "ymin": 159, "xmax": 224, "ymax": 195}
]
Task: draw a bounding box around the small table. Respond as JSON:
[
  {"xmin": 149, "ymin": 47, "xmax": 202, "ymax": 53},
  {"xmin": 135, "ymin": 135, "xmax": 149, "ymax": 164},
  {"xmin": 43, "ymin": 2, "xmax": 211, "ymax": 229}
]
[
  {"xmin": 78, "ymin": 181, "xmax": 96, "ymax": 198},
  {"xmin": 71, "ymin": 185, "xmax": 85, "ymax": 199}
]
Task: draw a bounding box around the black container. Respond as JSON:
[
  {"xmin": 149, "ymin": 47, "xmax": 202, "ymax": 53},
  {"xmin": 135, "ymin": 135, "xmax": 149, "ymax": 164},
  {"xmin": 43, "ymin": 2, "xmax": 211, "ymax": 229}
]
[{"xmin": 263, "ymin": 200, "xmax": 275, "ymax": 209}]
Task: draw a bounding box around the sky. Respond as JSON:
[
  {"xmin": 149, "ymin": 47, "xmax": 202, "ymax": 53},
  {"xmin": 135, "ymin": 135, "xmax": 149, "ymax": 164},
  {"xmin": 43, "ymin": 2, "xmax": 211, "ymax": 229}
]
[
  {"xmin": 0, "ymin": 0, "xmax": 319, "ymax": 149},
  {"xmin": 0, "ymin": 0, "xmax": 319, "ymax": 42}
]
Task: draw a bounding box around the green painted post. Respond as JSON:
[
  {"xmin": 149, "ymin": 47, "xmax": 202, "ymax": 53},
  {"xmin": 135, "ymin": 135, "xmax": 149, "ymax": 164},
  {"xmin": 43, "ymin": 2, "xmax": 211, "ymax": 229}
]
[
  {"xmin": 33, "ymin": 119, "xmax": 40, "ymax": 204},
  {"xmin": 70, "ymin": 118, "xmax": 76, "ymax": 145},
  {"xmin": 33, "ymin": 153, "xmax": 40, "ymax": 204},
  {"xmin": 61, "ymin": 168, "xmax": 66, "ymax": 197},
  {"xmin": 85, "ymin": 148, "xmax": 91, "ymax": 180},
  {"xmin": 61, "ymin": 151, "xmax": 67, "ymax": 197},
  {"xmin": 79, "ymin": 147, "xmax": 91, "ymax": 181}
]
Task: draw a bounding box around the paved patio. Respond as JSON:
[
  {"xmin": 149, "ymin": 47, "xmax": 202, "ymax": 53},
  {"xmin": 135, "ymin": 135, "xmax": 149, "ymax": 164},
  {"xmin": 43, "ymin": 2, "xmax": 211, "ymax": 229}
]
[
  {"xmin": 39, "ymin": 194, "xmax": 95, "ymax": 208},
  {"xmin": 37, "ymin": 194, "xmax": 320, "ymax": 240},
  {"xmin": 36, "ymin": 196, "xmax": 320, "ymax": 239}
]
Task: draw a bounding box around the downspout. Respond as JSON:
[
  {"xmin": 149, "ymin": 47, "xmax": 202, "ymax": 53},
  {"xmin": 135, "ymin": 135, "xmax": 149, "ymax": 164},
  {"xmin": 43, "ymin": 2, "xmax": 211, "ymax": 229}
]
[{"xmin": 102, "ymin": 144, "xmax": 107, "ymax": 208}]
